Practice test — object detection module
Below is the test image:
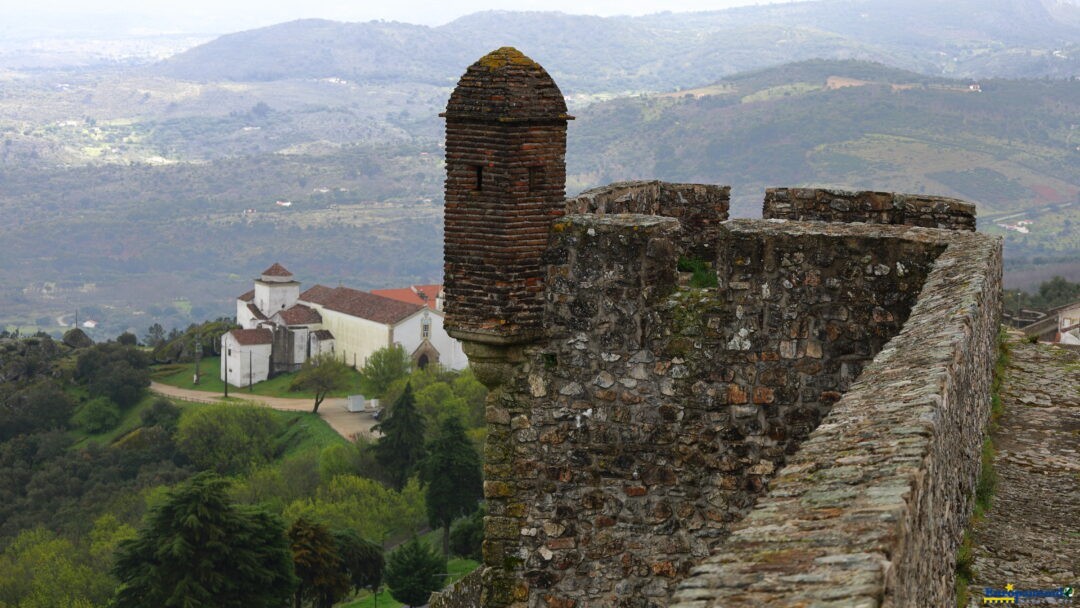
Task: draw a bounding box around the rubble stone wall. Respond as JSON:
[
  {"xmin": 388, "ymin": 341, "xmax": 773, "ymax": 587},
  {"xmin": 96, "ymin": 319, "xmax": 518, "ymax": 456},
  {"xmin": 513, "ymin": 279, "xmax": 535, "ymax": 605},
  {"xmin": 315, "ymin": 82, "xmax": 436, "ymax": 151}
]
[
  {"xmin": 763, "ymin": 187, "xmax": 977, "ymax": 231},
  {"xmin": 672, "ymin": 223, "xmax": 1002, "ymax": 607},
  {"xmin": 477, "ymin": 215, "xmax": 963, "ymax": 607},
  {"xmin": 565, "ymin": 181, "xmax": 730, "ymax": 258},
  {"xmin": 430, "ymin": 569, "xmax": 484, "ymax": 608}
]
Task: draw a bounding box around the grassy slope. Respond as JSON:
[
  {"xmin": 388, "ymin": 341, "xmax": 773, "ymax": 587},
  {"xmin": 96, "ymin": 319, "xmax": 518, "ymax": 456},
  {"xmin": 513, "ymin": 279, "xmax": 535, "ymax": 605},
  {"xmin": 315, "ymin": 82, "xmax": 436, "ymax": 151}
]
[
  {"xmin": 152, "ymin": 356, "xmax": 366, "ymax": 399},
  {"xmin": 68, "ymin": 391, "xmax": 346, "ymax": 455}
]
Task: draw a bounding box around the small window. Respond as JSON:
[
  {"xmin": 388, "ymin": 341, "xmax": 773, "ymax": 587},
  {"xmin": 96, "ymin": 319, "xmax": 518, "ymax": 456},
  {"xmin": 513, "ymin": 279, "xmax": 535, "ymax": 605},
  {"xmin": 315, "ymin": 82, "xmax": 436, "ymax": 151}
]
[
  {"xmin": 470, "ymin": 165, "xmax": 483, "ymax": 191},
  {"xmin": 421, "ymin": 317, "xmax": 431, "ymax": 339},
  {"xmin": 528, "ymin": 166, "xmax": 543, "ymax": 191}
]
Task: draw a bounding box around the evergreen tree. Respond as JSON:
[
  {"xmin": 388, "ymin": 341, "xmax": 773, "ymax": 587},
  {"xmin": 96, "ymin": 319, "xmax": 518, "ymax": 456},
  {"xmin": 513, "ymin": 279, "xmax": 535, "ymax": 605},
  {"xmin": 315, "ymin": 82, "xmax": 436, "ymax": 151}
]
[
  {"xmin": 384, "ymin": 537, "xmax": 445, "ymax": 607},
  {"xmin": 332, "ymin": 528, "xmax": 384, "ymax": 595},
  {"xmin": 112, "ymin": 473, "xmax": 296, "ymax": 608},
  {"xmin": 420, "ymin": 416, "xmax": 483, "ymax": 557},
  {"xmin": 289, "ymin": 517, "xmax": 349, "ymax": 608},
  {"xmin": 373, "ymin": 384, "xmax": 427, "ymax": 491}
]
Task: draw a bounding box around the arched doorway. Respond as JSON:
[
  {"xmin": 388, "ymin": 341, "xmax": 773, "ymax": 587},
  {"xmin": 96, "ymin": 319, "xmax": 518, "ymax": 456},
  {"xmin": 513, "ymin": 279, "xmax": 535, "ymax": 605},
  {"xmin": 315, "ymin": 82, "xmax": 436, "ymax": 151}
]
[{"xmin": 411, "ymin": 341, "xmax": 440, "ymax": 370}]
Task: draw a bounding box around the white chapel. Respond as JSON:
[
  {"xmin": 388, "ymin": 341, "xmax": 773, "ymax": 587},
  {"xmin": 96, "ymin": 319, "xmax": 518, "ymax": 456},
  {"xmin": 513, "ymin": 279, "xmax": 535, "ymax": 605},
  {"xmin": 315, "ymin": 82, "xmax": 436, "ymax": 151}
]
[{"xmin": 221, "ymin": 263, "xmax": 467, "ymax": 387}]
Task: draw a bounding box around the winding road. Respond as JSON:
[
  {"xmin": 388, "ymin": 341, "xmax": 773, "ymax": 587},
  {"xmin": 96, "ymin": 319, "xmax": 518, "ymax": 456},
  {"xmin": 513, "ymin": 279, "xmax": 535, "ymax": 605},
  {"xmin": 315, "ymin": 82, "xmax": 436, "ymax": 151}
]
[{"xmin": 149, "ymin": 381, "xmax": 379, "ymax": 440}]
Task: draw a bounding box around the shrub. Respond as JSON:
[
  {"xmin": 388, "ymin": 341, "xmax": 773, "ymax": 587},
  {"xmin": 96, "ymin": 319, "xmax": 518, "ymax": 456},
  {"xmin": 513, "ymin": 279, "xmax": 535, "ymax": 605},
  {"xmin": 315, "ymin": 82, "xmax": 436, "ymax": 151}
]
[
  {"xmin": 140, "ymin": 398, "xmax": 180, "ymax": 431},
  {"xmin": 73, "ymin": 397, "xmax": 121, "ymax": 433},
  {"xmin": 449, "ymin": 507, "xmax": 484, "ymax": 561},
  {"xmin": 175, "ymin": 404, "xmax": 282, "ymax": 475}
]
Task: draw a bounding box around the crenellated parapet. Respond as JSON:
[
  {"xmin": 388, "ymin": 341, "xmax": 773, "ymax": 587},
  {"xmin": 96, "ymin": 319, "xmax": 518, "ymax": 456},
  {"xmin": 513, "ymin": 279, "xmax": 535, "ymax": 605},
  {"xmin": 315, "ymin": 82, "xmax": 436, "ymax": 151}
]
[
  {"xmin": 565, "ymin": 181, "xmax": 729, "ymax": 259},
  {"xmin": 763, "ymin": 186, "xmax": 977, "ymax": 230}
]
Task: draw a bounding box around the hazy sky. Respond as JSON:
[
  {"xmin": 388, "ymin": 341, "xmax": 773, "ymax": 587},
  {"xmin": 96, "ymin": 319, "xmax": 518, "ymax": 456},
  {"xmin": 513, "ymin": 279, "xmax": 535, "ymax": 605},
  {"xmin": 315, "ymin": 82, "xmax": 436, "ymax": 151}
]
[{"xmin": 5, "ymin": 0, "xmax": 802, "ymax": 37}]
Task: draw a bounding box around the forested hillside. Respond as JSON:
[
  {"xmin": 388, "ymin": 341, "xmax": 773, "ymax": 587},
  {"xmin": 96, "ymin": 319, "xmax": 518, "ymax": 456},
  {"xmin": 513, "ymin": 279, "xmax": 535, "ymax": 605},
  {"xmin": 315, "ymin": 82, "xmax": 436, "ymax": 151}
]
[{"xmin": 0, "ymin": 335, "xmax": 485, "ymax": 606}]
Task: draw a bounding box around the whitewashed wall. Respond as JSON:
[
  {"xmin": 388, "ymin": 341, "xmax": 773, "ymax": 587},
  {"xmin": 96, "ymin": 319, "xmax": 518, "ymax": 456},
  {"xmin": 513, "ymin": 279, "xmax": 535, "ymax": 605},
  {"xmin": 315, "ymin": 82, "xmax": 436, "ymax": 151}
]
[
  {"xmin": 220, "ymin": 334, "xmax": 272, "ymax": 387},
  {"xmin": 310, "ymin": 306, "xmax": 391, "ymax": 369},
  {"xmin": 393, "ymin": 309, "xmax": 468, "ymax": 370},
  {"xmin": 254, "ymin": 282, "xmax": 299, "ymax": 316}
]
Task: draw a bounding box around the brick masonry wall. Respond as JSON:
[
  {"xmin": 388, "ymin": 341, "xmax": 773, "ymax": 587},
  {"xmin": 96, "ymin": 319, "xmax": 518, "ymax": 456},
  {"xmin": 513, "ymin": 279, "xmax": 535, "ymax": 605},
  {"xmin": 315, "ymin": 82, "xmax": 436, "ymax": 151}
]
[
  {"xmin": 763, "ymin": 187, "xmax": 977, "ymax": 231},
  {"xmin": 565, "ymin": 181, "xmax": 730, "ymax": 259},
  {"xmin": 443, "ymin": 47, "xmax": 571, "ymax": 344},
  {"xmin": 672, "ymin": 224, "xmax": 1002, "ymax": 607}
]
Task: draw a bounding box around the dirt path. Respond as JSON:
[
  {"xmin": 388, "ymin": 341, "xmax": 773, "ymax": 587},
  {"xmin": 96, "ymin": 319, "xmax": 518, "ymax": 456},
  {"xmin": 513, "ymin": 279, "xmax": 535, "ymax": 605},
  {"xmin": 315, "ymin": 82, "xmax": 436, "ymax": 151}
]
[
  {"xmin": 149, "ymin": 381, "xmax": 379, "ymax": 440},
  {"xmin": 965, "ymin": 334, "xmax": 1079, "ymax": 605}
]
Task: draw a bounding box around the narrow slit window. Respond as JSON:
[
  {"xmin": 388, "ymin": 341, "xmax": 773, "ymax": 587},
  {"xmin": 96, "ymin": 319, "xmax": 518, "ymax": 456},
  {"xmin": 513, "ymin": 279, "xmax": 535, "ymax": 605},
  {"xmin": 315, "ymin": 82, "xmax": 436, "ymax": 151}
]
[
  {"xmin": 471, "ymin": 165, "xmax": 483, "ymax": 191},
  {"xmin": 528, "ymin": 166, "xmax": 543, "ymax": 192}
]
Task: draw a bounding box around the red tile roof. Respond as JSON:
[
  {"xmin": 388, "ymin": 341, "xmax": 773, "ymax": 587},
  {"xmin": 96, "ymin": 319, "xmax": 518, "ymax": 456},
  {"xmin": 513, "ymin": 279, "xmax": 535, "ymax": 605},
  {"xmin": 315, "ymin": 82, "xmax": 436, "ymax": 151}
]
[
  {"xmin": 312, "ymin": 329, "xmax": 334, "ymax": 341},
  {"xmin": 247, "ymin": 303, "xmax": 267, "ymax": 320},
  {"xmin": 229, "ymin": 328, "xmax": 273, "ymax": 346},
  {"xmin": 261, "ymin": 263, "xmax": 293, "ymax": 277},
  {"xmin": 275, "ymin": 304, "xmax": 322, "ymax": 326},
  {"xmin": 238, "ymin": 289, "xmax": 255, "ymax": 302},
  {"xmin": 371, "ymin": 284, "xmax": 443, "ymax": 310},
  {"xmin": 300, "ymin": 284, "xmax": 336, "ymax": 302},
  {"xmin": 303, "ymin": 286, "xmax": 423, "ymax": 325}
]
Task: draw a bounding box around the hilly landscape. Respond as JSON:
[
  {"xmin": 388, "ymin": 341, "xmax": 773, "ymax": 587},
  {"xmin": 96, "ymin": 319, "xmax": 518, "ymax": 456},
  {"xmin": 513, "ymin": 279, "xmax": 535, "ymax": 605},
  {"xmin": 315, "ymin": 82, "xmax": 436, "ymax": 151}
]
[
  {"xmin": 151, "ymin": 0, "xmax": 1080, "ymax": 91},
  {"xmin": 1, "ymin": 0, "xmax": 1078, "ymax": 338}
]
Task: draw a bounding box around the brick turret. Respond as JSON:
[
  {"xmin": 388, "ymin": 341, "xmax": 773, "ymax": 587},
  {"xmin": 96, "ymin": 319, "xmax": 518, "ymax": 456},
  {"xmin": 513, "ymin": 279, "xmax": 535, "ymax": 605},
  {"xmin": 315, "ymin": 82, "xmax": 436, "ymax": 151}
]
[{"xmin": 442, "ymin": 47, "xmax": 572, "ymax": 345}]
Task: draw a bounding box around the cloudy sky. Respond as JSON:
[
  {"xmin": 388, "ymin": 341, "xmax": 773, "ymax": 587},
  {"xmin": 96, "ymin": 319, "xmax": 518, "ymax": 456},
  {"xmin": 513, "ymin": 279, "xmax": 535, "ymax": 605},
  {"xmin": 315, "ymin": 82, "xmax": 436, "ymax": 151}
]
[{"xmin": 5, "ymin": 0, "xmax": 803, "ymax": 37}]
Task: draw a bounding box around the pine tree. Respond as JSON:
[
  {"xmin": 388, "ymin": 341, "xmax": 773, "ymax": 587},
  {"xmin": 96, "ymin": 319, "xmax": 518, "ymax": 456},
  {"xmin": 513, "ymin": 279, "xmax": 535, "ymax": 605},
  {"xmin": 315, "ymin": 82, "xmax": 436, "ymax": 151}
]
[
  {"xmin": 421, "ymin": 416, "xmax": 483, "ymax": 557},
  {"xmin": 384, "ymin": 537, "xmax": 445, "ymax": 607},
  {"xmin": 113, "ymin": 473, "xmax": 296, "ymax": 608},
  {"xmin": 374, "ymin": 383, "xmax": 427, "ymax": 490}
]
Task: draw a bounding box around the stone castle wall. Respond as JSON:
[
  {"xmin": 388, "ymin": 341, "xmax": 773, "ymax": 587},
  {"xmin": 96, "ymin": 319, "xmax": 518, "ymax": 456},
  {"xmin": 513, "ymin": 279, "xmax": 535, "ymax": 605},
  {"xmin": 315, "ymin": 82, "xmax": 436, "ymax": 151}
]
[
  {"xmin": 565, "ymin": 181, "xmax": 730, "ymax": 258},
  {"xmin": 763, "ymin": 187, "xmax": 977, "ymax": 231},
  {"xmin": 474, "ymin": 214, "xmax": 984, "ymax": 606},
  {"xmin": 672, "ymin": 223, "xmax": 1001, "ymax": 607},
  {"xmin": 440, "ymin": 48, "xmax": 1002, "ymax": 608},
  {"xmin": 431, "ymin": 569, "xmax": 485, "ymax": 608}
]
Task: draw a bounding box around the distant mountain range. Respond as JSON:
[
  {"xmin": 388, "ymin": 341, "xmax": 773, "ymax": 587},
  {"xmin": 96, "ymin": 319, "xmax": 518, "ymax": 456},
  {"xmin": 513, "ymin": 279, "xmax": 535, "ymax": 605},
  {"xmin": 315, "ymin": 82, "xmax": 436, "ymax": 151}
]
[
  {"xmin": 150, "ymin": 0, "xmax": 1080, "ymax": 93},
  {"xmin": 1, "ymin": 1, "xmax": 1077, "ymax": 336},
  {"xmin": 568, "ymin": 60, "xmax": 1079, "ymax": 215}
]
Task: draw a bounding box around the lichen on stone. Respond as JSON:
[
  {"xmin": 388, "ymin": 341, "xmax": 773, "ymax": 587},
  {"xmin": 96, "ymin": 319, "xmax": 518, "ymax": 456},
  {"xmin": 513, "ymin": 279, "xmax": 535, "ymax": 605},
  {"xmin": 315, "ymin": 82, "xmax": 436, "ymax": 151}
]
[{"xmin": 476, "ymin": 46, "xmax": 539, "ymax": 70}]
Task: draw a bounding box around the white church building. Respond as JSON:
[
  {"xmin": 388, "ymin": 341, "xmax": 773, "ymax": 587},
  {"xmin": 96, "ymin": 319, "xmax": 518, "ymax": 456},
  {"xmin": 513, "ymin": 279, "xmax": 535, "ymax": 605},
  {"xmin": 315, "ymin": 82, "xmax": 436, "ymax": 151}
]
[{"xmin": 221, "ymin": 263, "xmax": 468, "ymax": 387}]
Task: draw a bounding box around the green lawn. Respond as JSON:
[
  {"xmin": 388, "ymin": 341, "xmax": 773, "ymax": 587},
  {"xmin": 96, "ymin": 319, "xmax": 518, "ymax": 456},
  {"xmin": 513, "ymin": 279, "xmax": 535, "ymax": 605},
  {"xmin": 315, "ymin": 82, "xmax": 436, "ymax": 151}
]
[
  {"xmin": 338, "ymin": 558, "xmax": 480, "ymax": 608},
  {"xmin": 152, "ymin": 356, "xmax": 366, "ymax": 399}
]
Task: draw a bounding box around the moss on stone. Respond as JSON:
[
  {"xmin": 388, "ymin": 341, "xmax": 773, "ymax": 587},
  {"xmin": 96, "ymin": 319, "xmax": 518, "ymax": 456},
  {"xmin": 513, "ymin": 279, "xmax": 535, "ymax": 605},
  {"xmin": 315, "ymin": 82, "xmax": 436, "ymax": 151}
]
[{"xmin": 476, "ymin": 47, "xmax": 539, "ymax": 70}]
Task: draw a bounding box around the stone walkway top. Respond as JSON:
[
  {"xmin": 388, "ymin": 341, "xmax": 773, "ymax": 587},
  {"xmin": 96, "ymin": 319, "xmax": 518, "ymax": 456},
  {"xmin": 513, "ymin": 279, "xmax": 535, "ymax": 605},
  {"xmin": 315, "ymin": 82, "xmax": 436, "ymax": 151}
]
[{"xmin": 966, "ymin": 333, "xmax": 1079, "ymax": 605}]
